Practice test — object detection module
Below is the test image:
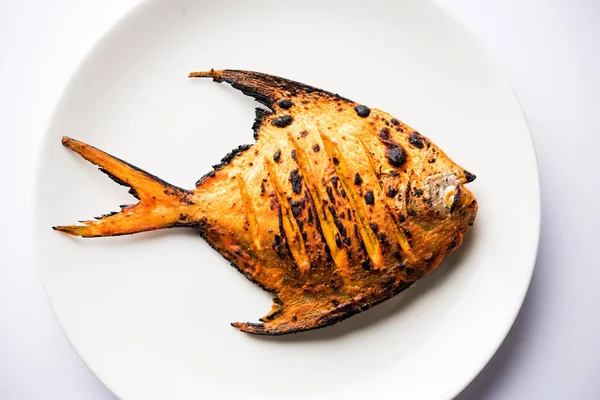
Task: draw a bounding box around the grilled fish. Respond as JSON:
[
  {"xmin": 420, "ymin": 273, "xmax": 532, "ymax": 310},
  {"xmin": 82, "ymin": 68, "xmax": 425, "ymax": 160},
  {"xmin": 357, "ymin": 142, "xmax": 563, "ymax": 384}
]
[{"xmin": 55, "ymin": 70, "xmax": 478, "ymax": 335}]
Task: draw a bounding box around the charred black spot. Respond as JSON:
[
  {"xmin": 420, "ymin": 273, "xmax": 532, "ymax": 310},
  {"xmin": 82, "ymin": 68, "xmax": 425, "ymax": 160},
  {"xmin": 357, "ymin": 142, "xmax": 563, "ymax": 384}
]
[
  {"xmin": 370, "ymin": 223, "xmax": 379, "ymax": 233},
  {"xmin": 290, "ymin": 170, "xmax": 303, "ymax": 194},
  {"xmin": 332, "ymin": 299, "xmax": 340, "ymax": 307},
  {"xmin": 273, "ymin": 298, "xmax": 284, "ymax": 307},
  {"xmin": 343, "ymin": 237, "xmax": 351, "ymax": 247},
  {"xmin": 361, "ymin": 260, "xmax": 372, "ymax": 271},
  {"xmin": 299, "ymin": 130, "xmax": 309, "ymax": 138},
  {"xmin": 332, "ymin": 157, "xmax": 340, "ymax": 166},
  {"xmin": 99, "ymin": 168, "xmax": 127, "ymax": 187},
  {"xmin": 387, "ymin": 186, "xmax": 398, "ymax": 198},
  {"xmin": 213, "ymin": 144, "xmax": 252, "ymax": 170},
  {"xmin": 272, "ymin": 115, "xmax": 293, "ymax": 128},
  {"xmin": 377, "ymin": 233, "xmax": 390, "ymax": 254},
  {"xmin": 128, "ymin": 188, "xmax": 140, "ymax": 200},
  {"xmin": 364, "ymin": 190, "xmax": 375, "ymax": 205},
  {"xmin": 379, "ymin": 127, "xmax": 391, "ymax": 140},
  {"xmin": 273, "ymin": 149, "xmax": 281, "ymax": 163},
  {"xmin": 328, "ymin": 205, "xmax": 347, "ymax": 237},
  {"xmin": 389, "ymin": 170, "xmax": 399, "ymax": 177},
  {"xmin": 272, "ymin": 234, "xmax": 281, "ymax": 246},
  {"xmin": 382, "ymin": 276, "xmax": 396, "ymax": 290},
  {"xmin": 395, "ymin": 126, "xmax": 404, "ymax": 132},
  {"xmin": 405, "ymin": 267, "xmax": 415, "ymax": 275},
  {"xmin": 398, "ymin": 213, "xmax": 406, "ymax": 223},
  {"xmin": 277, "ymin": 99, "xmax": 293, "ymax": 109},
  {"xmin": 448, "ymin": 238, "xmax": 458, "ymax": 252},
  {"xmin": 335, "ymin": 233, "xmax": 342, "ymax": 248},
  {"xmin": 414, "ymin": 189, "xmax": 423, "ymax": 197},
  {"xmin": 360, "ymin": 303, "xmax": 369, "ymax": 311},
  {"xmin": 252, "ymin": 108, "xmax": 271, "ymax": 138},
  {"xmin": 327, "ymin": 203, "xmax": 336, "ymax": 217},
  {"xmin": 313, "ymin": 144, "xmax": 320, "ymax": 152},
  {"xmin": 180, "ymin": 196, "xmax": 195, "ymax": 205},
  {"xmin": 94, "ymin": 211, "xmax": 119, "ymax": 220},
  {"xmin": 260, "ymin": 181, "xmax": 266, "ymax": 195},
  {"xmin": 408, "ymin": 132, "xmax": 424, "ymax": 149},
  {"xmin": 308, "ymin": 207, "xmax": 314, "ymax": 224},
  {"xmin": 354, "ymin": 173, "xmax": 363, "ymax": 186},
  {"xmin": 450, "ymin": 184, "xmax": 462, "ymax": 214},
  {"xmin": 291, "ymin": 198, "xmax": 305, "ymax": 217},
  {"xmin": 277, "ymin": 204, "xmax": 295, "ymax": 259},
  {"xmin": 385, "ymin": 145, "xmax": 407, "ymax": 168},
  {"xmin": 391, "ymin": 118, "xmax": 400, "ymax": 126},
  {"xmin": 408, "ymin": 210, "xmax": 417, "ymax": 217},
  {"xmin": 326, "ymin": 186, "xmax": 336, "ymax": 203},
  {"xmin": 340, "ymin": 188, "xmax": 347, "ymax": 198},
  {"xmin": 465, "ymin": 170, "xmax": 477, "ymax": 183},
  {"xmin": 234, "ymin": 248, "xmax": 243, "ymax": 256},
  {"xmin": 403, "ymin": 227, "xmax": 412, "ymax": 238},
  {"xmin": 428, "ymin": 158, "xmax": 436, "ymax": 163},
  {"xmin": 195, "ymin": 170, "xmax": 216, "ymax": 187},
  {"xmin": 292, "ymin": 314, "xmax": 298, "ymax": 321},
  {"xmin": 291, "ymin": 149, "xmax": 297, "ymax": 161},
  {"xmin": 354, "ymin": 105, "xmax": 371, "ymax": 117},
  {"xmin": 331, "ymin": 176, "xmax": 339, "ymax": 189}
]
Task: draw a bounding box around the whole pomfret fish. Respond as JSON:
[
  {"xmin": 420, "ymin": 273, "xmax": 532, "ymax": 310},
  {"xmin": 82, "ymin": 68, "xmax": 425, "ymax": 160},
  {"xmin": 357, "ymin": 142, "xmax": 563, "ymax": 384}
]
[{"xmin": 55, "ymin": 70, "xmax": 478, "ymax": 335}]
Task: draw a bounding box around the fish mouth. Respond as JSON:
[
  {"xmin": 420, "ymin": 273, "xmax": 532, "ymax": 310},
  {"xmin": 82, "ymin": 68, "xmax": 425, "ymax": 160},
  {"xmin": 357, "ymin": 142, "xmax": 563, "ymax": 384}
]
[{"xmin": 464, "ymin": 170, "xmax": 476, "ymax": 183}]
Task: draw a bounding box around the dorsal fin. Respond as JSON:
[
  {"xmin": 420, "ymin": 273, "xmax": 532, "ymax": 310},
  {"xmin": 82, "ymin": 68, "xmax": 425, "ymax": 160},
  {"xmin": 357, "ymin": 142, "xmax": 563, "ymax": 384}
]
[{"xmin": 189, "ymin": 69, "xmax": 352, "ymax": 109}]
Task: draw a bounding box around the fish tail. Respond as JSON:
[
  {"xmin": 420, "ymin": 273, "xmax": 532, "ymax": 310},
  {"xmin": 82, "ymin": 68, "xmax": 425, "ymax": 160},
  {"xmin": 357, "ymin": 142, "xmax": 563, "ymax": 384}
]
[{"xmin": 53, "ymin": 137, "xmax": 198, "ymax": 237}]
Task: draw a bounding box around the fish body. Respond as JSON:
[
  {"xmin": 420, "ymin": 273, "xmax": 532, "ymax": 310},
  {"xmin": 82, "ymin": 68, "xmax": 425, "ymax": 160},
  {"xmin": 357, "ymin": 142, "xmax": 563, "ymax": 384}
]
[{"xmin": 55, "ymin": 70, "xmax": 477, "ymax": 335}]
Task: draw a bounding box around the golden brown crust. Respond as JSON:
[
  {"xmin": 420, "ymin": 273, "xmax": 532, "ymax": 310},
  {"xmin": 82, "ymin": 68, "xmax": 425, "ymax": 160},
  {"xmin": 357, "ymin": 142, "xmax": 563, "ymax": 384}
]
[{"xmin": 55, "ymin": 70, "xmax": 478, "ymax": 335}]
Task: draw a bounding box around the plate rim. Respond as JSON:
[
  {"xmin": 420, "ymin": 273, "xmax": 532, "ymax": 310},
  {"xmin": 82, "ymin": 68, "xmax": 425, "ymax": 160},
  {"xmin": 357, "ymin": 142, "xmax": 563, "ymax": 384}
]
[{"xmin": 31, "ymin": 0, "xmax": 541, "ymax": 398}]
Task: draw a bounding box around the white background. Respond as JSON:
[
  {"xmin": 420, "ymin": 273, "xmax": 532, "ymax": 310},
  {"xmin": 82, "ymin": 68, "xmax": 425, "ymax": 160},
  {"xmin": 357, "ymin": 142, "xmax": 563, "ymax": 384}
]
[{"xmin": 0, "ymin": 0, "xmax": 598, "ymax": 399}]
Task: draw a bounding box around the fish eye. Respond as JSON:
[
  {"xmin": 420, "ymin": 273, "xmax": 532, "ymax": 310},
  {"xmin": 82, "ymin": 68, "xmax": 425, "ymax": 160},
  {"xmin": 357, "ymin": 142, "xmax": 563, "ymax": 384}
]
[{"xmin": 443, "ymin": 185, "xmax": 456, "ymax": 208}]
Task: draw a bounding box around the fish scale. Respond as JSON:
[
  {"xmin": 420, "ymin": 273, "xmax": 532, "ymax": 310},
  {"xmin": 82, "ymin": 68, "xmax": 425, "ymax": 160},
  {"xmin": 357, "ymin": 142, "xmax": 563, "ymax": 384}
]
[{"xmin": 54, "ymin": 69, "xmax": 477, "ymax": 335}]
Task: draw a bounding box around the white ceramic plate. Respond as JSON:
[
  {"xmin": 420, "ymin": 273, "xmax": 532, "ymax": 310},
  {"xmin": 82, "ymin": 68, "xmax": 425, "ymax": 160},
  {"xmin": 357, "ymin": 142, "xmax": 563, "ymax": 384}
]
[{"xmin": 33, "ymin": 0, "xmax": 540, "ymax": 399}]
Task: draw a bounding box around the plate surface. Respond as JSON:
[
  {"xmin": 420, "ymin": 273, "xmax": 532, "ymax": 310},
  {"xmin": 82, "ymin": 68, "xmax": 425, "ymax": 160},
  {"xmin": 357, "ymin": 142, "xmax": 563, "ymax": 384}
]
[{"xmin": 33, "ymin": 0, "xmax": 540, "ymax": 399}]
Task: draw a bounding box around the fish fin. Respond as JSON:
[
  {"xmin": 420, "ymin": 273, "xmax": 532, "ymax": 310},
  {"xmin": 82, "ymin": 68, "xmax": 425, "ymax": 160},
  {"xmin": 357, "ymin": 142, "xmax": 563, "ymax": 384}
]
[
  {"xmin": 232, "ymin": 281, "xmax": 414, "ymax": 335},
  {"xmin": 188, "ymin": 69, "xmax": 352, "ymax": 109},
  {"xmin": 231, "ymin": 295, "xmax": 354, "ymax": 336},
  {"xmin": 53, "ymin": 137, "xmax": 198, "ymax": 237}
]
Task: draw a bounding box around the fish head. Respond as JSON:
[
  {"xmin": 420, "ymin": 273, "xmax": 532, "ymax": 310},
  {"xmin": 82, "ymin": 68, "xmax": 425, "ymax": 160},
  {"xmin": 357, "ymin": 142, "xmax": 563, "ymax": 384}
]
[
  {"xmin": 401, "ymin": 168, "xmax": 478, "ymax": 266},
  {"xmin": 423, "ymin": 171, "xmax": 477, "ymax": 219}
]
